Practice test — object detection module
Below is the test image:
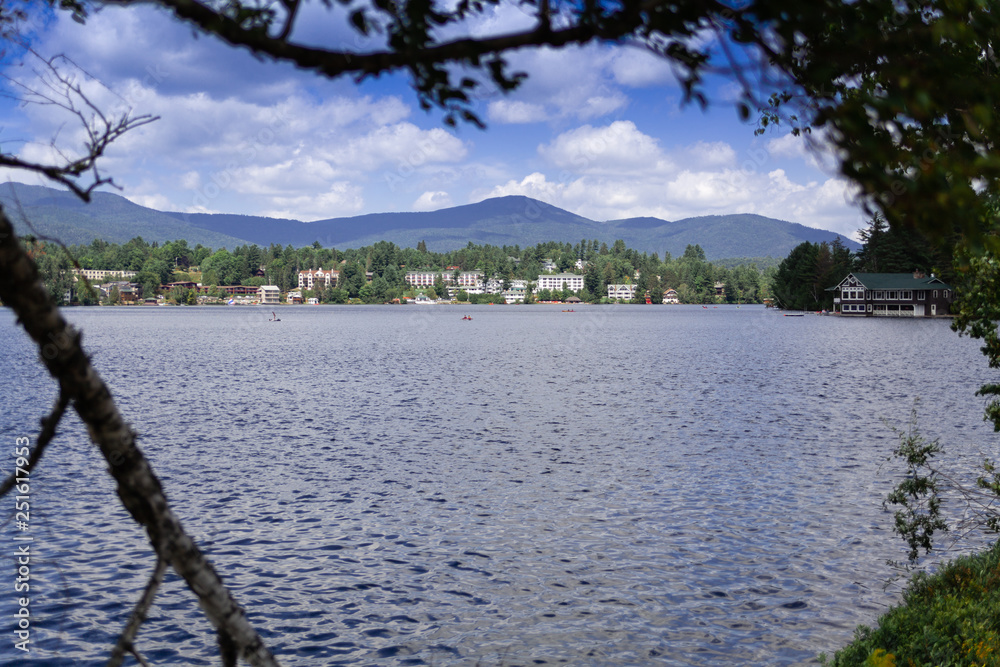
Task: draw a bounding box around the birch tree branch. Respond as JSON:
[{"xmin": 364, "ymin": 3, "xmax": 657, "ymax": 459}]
[
  {"xmin": 0, "ymin": 390, "xmax": 69, "ymax": 498},
  {"xmin": 0, "ymin": 207, "xmax": 280, "ymax": 666},
  {"xmin": 108, "ymin": 557, "xmax": 168, "ymax": 667}
]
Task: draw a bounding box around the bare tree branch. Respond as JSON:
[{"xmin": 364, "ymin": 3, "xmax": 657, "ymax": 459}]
[
  {"xmin": 0, "ymin": 49, "xmax": 158, "ymax": 201},
  {"xmin": 108, "ymin": 557, "xmax": 169, "ymax": 667},
  {"xmin": 0, "ymin": 389, "xmax": 70, "ymax": 498},
  {"xmin": 276, "ymin": 0, "xmax": 300, "ymax": 41},
  {"xmin": 0, "ymin": 206, "xmax": 281, "ymax": 667}
]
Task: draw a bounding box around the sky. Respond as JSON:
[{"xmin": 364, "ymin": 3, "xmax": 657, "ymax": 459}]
[{"xmin": 0, "ymin": 3, "xmax": 868, "ymax": 240}]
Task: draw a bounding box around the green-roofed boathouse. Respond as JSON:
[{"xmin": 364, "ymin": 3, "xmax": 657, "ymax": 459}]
[{"xmin": 828, "ymin": 271, "xmax": 954, "ymax": 317}]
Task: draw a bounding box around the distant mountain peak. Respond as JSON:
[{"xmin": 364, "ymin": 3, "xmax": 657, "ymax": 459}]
[{"xmin": 0, "ymin": 182, "xmax": 860, "ymax": 259}]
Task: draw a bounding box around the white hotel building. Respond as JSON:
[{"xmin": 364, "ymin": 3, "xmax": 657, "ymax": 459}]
[
  {"xmin": 73, "ymin": 268, "xmax": 137, "ymax": 282},
  {"xmin": 536, "ymin": 273, "xmax": 584, "ymax": 292},
  {"xmin": 298, "ymin": 268, "xmax": 339, "ymax": 290},
  {"xmin": 405, "ymin": 270, "xmax": 484, "ymax": 291}
]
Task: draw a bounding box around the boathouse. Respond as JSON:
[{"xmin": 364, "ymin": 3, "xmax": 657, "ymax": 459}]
[{"xmin": 829, "ymin": 271, "xmax": 953, "ymax": 317}]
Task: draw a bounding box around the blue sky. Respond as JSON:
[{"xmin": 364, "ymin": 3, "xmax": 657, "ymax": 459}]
[{"xmin": 0, "ymin": 3, "xmax": 867, "ymax": 239}]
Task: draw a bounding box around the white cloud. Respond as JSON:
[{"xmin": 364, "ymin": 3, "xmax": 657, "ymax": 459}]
[
  {"xmin": 766, "ymin": 130, "xmax": 842, "ymax": 174},
  {"xmin": 678, "ymin": 141, "xmax": 738, "ymax": 169},
  {"xmin": 539, "ymin": 121, "xmax": 672, "ymax": 175},
  {"xmin": 609, "ymin": 47, "xmax": 676, "ymax": 87},
  {"xmin": 326, "ymin": 124, "xmax": 467, "ymax": 171},
  {"xmin": 262, "ymin": 182, "xmax": 365, "ymax": 221},
  {"xmin": 484, "ymin": 159, "xmax": 864, "ymax": 237},
  {"xmin": 486, "ymin": 172, "xmax": 561, "ymax": 204},
  {"xmin": 480, "ymin": 45, "xmax": 630, "ymax": 122},
  {"xmin": 126, "ymin": 193, "xmax": 174, "ymax": 211},
  {"xmin": 488, "ymin": 100, "xmax": 548, "ymax": 124},
  {"xmin": 413, "ymin": 191, "xmax": 454, "ymax": 211}
]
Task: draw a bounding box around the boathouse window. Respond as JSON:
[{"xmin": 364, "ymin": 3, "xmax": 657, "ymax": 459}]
[
  {"xmin": 888, "ymin": 290, "xmax": 897, "ymax": 300},
  {"xmin": 917, "ymin": 291, "xmax": 926, "ymax": 300},
  {"xmin": 874, "ymin": 290, "xmax": 882, "ymax": 300},
  {"xmin": 944, "ymin": 290, "xmax": 950, "ymax": 299},
  {"xmin": 933, "ymin": 290, "xmax": 939, "ymax": 298},
  {"xmin": 901, "ymin": 291, "xmax": 912, "ymax": 300}
]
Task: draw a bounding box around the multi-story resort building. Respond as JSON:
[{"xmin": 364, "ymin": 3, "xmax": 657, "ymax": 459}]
[
  {"xmin": 405, "ymin": 271, "xmax": 445, "ymax": 287},
  {"xmin": 536, "ymin": 273, "xmax": 584, "ymax": 292},
  {"xmin": 73, "ymin": 268, "xmax": 137, "ymax": 282},
  {"xmin": 503, "ymin": 280, "xmax": 528, "ymax": 303},
  {"xmin": 298, "ymin": 268, "xmax": 339, "ymax": 290},
  {"xmin": 405, "ymin": 270, "xmax": 484, "ymax": 292},
  {"xmin": 258, "ymin": 285, "xmax": 281, "ymax": 305}
]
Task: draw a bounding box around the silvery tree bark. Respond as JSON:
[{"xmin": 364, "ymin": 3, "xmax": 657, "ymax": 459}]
[{"xmin": 0, "ymin": 206, "xmax": 280, "ymax": 666}]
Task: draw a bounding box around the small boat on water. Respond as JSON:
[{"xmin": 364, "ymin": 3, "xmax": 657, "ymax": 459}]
[
  {"xmin": 783, "ymin": 312, "xmax": 804, "ymax": 317},
  {"xmin": 269, "ymin": 311, "xmax": 281, "ymax": 322},
  {"xmin": 462, "ymin": 315, "xmax": 473, "ymax": 320}
]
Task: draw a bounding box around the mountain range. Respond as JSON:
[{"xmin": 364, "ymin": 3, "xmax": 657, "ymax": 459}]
[{"xmin": 0, "ymin": 182, "xmax": 860, "ymax": 260}]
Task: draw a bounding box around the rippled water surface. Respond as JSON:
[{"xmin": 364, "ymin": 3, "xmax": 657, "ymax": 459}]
[{"xmin": 1, "ymin": 305, "xmax": 995, "ymax": 665}]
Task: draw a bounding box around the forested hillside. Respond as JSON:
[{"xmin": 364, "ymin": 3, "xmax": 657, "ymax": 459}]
[{"xmin": 27, "ymin": 235, "xmax": 774, "ymax": 306}]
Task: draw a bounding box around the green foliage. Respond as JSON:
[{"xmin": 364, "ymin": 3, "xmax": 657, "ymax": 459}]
[
  {"xmin": 875, "ymin": 403, "xmax": 1000, "ymax": 596},
  {"xmin": 25, "ymin": 234, "xmax": 771, "ymax": 306},
  {"xmin": 772, "ymin": 242, "xmax": 819, "ymax": 309},
  {"xmin": 827, "ymin": 541, "xmax": 1000, "ymax": 667},
  {"xmin": 855, "ymin": 214, "xmax": 952, "ymax": 279},
  {"xmin": 883, "ymin": 409, "xmax": 948, "ymax": 565},
  {"xmin": 952, "ymin": 249, "xmax": 1000, "ymax": 430}
]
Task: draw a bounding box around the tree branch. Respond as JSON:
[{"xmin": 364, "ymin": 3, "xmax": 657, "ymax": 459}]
[
  {"xmin": 113, "ymin": 0, "xmax": 649, "ymax": 79},
  {"xmin": 108, "ymin": 557, "xmax": 168, "ymax": 667},
  {"xmin": 0, "ymin": 50, "xmax": 158, "ymax": 200},
  {"xmin": 0, "ymin": 206, "xmax": 280, "ymax": 667},
  {"xmin": 0, "ymin": 389, "xmax": 70, "ymax": 498}
]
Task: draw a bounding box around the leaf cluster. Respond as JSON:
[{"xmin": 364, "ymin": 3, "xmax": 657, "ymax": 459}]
[{"xmin": 883, "ymin": 413, "xmax": 948, "ymax": 565}]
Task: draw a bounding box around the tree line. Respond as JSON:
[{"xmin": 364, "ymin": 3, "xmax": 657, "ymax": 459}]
[{"xmin": 26, "ymin": 235, "xmax": 777, "ymax": 305}]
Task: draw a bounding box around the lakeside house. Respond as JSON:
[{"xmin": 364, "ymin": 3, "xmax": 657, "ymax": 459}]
[
  {"xmin": 607, "ymin": 284, "xmax": 636, "ymax": 301},
  {"xmin": 258, "ymin": 285, "xmax": 281, "ymax": 305},
  {"xmin": 503, "ymin": 279, "xmax": 527, "ymax": 304},
  {"xmin": 828, "ymin": 271, "xmax": 954, "ymax": 317},
  {"xmin": 663, "ymin": 289, "xmax": 679, "ymax": 304}
]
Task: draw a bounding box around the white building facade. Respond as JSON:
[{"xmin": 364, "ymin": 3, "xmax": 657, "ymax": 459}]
[
  {"xmin": 298, "ymin": 268, "xmax": 339, "ymax": 290},
  {"xmin": 536, "ymin": 273, "xmax": 584, "ymax": 292},
  {"xmin": 73, "ymin": 268, "xmax": 137, "ymax": 282},
  {"xmin": 258, "ymin": 285, "xmax": 280, "ymax": 304},
  {"xmin": 607, "ymin": 284, "xmax": 637, "ymax": 301}
]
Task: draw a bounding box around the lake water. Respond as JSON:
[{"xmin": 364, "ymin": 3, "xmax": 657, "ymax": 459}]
[{"xmin": 1, "ymin": 304, "xmax": 996, "ymax": 666}]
